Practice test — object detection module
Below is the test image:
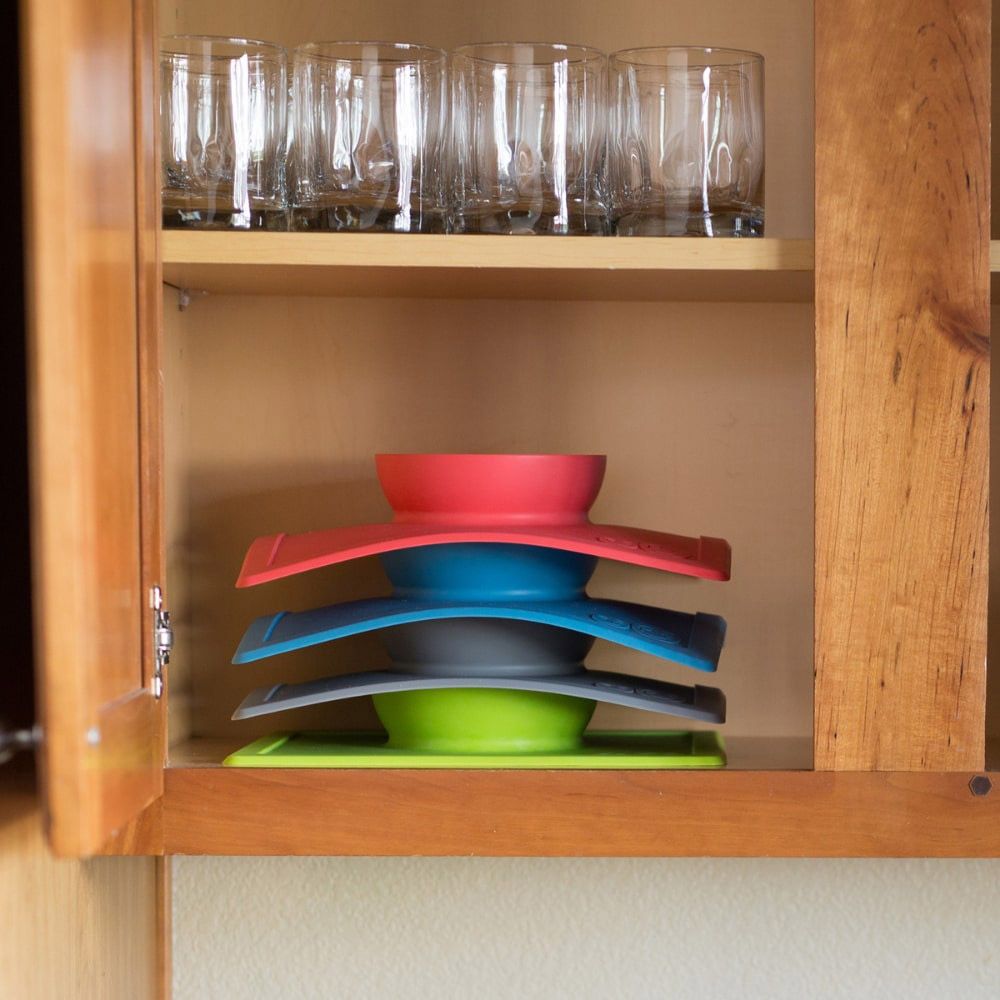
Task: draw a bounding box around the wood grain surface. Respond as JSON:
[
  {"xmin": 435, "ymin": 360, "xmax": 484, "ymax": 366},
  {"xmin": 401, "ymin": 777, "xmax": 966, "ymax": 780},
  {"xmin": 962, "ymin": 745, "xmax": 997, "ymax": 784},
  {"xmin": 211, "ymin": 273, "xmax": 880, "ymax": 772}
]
[
  {"xmin": 135, "ymin": 0, "xmax": 168, "ymax": 764},
  {"xmin": 162, "ymin": 763, "xmax": 1000, "ymax": 857},
  {"xmin": 814, "ymin": 0, "xmax": 990, "ymax": 770},
  {"xmin": 21, "ymin": 0, "xmax": 162, "ymax": 854},
  {"xmin": 161, "ymin": 232, "xmax": 815, "ymax": 302},
  {"xmin": 0, "ymin": 762, "xmax": 158, "ymax": 999}
]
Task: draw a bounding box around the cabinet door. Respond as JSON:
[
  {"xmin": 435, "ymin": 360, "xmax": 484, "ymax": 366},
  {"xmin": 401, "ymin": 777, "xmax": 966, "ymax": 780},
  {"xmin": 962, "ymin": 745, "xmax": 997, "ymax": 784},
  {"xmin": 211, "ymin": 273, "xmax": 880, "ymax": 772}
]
[{"xmin": 21, "ymin": 0, "xmax": 164, "ymax": 856}]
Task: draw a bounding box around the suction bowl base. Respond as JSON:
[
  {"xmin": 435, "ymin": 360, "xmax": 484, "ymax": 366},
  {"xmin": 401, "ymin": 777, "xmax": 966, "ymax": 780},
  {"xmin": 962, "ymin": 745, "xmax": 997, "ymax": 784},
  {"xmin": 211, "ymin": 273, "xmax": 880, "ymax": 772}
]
[
  {"xmin": 223, "ymin": 729, "xmax": 728, "ymax": 768},
  {"xmin": 372, "ymin": 688, "xmax": 596, "ymax": 753}
]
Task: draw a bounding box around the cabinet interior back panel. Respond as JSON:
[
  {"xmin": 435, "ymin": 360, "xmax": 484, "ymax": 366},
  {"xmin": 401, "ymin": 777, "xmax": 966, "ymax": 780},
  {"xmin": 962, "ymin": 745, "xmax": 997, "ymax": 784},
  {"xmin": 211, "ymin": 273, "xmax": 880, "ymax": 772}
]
[
  {"xmin": 163, "ymin": 295, "xmax": 814, "ymax": 742},
  {"xmin": 160, "ymin": 0, "xmax": 816, "ymax": 745},
  {"xmin": 164, "ymin": 0, "xmax": 813, "ymax": 238}
]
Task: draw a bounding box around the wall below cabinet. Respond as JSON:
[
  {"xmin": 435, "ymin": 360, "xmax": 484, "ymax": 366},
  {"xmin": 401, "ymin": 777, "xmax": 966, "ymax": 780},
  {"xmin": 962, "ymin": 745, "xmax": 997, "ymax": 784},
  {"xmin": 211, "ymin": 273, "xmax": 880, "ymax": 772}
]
[
  {"xmin": 172, "ymin": 856, "xmax": 1000, "ymax": 1000},
  {"xmin": 163, "ymin": 295, "xmax": 813, "ymax": 746}
]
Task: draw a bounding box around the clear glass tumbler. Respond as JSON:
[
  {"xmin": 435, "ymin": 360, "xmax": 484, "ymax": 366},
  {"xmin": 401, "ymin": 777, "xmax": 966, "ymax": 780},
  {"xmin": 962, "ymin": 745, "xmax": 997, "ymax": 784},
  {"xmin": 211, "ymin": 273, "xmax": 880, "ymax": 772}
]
[
  {"xmin": 289, "ymin": 42, "xmax": 449, "ymax": 233},
  {"xmin": 161, "ymin": 36, "xmax": 288, "ymax": 230},
  {"xmin": 451, "ymin": 43, "xmax": 609, "ymax": 235},
  {"xmin": 609, "ymin": 47, "xmax": 764, "ymax": 237}
]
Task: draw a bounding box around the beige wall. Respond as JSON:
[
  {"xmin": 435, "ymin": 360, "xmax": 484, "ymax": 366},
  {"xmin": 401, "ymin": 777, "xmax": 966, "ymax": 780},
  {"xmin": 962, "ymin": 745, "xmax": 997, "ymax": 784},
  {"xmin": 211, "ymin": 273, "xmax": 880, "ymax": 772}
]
[{"xmin": 173, "ymin": 857, "xmax": 999, "ymax": 999}]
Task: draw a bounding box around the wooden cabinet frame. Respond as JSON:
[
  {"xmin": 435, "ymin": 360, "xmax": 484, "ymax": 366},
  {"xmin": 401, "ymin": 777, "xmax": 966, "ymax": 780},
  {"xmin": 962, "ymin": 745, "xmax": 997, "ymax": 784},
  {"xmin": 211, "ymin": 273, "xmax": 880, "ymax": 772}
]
[
  {"xmin": 22, "ymin": 0, "xmax": 998, "ymax": 859},
  {"xmin": 814, "ymin": 0, "xmax": 990, "ymax": 773}
]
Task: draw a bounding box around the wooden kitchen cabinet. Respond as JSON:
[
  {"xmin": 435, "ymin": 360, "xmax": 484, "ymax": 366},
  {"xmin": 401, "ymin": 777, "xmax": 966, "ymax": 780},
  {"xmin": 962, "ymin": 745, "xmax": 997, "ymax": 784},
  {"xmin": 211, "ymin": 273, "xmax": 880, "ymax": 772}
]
[{"xmin": 16, "ymin": 0, "xmax": 999, "ymax": 871}]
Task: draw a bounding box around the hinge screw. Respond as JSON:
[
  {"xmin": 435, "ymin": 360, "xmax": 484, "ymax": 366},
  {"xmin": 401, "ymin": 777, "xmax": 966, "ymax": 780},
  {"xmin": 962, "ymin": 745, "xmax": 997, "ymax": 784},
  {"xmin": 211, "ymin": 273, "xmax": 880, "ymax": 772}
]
[{"xmin": 969, "ymin": 775, "xmax": 992, "ymax": 797}]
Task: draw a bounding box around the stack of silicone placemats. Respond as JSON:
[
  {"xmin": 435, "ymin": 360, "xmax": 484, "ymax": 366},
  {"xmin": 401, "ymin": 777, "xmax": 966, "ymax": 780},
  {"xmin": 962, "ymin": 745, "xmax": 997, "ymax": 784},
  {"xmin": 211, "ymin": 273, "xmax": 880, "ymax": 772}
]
[{"xmin": 226, "ymin": 453, "xmax": 731, "ymax": 768}]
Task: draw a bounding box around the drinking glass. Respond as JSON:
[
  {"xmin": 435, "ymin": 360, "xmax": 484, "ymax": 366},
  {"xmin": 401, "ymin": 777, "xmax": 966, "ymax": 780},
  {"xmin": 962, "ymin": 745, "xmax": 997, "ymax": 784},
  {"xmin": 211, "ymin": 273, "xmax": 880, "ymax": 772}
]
[
  {"xmin": 289, "ymin": 42, "xmax": 449, "ymax": 232},
  {"xmin": 451, "ymin": 43, "xmax": 609, "ymax": 235},
  {"xmin": 161, "ymin": 36, "xmax": 288, "ymax": 230},
  {"xmin": 609, "ymin": 47, "xmax": 764, "ymax": 237}
]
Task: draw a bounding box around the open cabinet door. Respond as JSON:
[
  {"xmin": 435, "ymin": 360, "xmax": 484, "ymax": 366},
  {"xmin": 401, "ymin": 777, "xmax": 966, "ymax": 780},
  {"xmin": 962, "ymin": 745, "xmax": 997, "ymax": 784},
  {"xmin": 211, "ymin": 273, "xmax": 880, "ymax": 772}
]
[{"xmin": 21, "ymin": 0, "xmax": 164, "ymax": 857}]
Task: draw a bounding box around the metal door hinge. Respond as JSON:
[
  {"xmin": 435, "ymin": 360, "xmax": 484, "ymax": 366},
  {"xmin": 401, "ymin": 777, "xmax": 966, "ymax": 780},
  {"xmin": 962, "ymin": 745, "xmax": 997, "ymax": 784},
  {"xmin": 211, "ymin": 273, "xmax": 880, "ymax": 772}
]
[{"xmin": 151, "ymin": 585, "xmax": 173, "ymax": 699}]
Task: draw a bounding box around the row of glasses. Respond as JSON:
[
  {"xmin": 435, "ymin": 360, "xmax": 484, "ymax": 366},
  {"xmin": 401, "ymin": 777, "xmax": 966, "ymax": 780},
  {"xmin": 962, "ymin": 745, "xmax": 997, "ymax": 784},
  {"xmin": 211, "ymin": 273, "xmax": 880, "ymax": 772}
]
[{"xmin": 161, "ymin": 37, "xmax": 764, "ymax": 236}]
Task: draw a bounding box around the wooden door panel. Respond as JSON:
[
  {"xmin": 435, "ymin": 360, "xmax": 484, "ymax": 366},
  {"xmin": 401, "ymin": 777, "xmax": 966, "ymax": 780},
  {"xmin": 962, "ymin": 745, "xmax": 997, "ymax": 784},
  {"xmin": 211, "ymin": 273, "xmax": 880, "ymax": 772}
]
[{"xmin": 22, "ymin": 0, "xmax": 163, "ymax": 855}]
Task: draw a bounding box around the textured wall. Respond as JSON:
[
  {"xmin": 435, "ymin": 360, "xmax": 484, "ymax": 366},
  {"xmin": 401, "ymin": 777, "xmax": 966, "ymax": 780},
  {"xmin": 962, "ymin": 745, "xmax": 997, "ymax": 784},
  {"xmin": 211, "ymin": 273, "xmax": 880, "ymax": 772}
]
[{"xmin": 174, "ymin": 857, "xmax": 999, "ymax": 999}]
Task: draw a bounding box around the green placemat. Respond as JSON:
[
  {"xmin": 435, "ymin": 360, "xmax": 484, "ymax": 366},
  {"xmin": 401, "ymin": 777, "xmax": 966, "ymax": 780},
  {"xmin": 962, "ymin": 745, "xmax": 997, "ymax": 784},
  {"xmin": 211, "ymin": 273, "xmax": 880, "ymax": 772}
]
[{"xmin": 223, "ymin": 730, "xmax": 726, "ymax": 768}]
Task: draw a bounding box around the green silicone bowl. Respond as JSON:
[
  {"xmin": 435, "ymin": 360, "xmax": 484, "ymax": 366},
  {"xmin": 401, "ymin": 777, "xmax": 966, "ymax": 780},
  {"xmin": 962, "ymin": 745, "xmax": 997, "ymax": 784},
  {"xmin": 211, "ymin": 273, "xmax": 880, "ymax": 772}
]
[{"xmin": 372, "ymin": 689, "xmax": 597, "ymax": 753}]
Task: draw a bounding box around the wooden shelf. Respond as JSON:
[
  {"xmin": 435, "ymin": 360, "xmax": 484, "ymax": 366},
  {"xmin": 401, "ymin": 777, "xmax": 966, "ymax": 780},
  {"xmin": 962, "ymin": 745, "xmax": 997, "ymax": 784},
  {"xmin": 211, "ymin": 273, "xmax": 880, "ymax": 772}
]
[
  {"xmin": 155, "ymin": 737, "xmax": 1000, "ymax": 857},
  {"xmin": 161, "ymin": 232, "xmax": 815, "ymax": 302},
  {"xmin": 161, "ymin": 232, "xmax": 1000, "ymax": 304}
]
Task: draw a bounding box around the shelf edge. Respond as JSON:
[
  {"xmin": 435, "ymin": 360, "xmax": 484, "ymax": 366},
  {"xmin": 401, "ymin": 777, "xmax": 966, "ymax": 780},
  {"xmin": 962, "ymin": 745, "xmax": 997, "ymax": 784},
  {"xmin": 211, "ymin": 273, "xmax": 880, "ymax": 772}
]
[{"xmin": 161, "ymin": 765, "xmax": 1000, "ymax": 857}]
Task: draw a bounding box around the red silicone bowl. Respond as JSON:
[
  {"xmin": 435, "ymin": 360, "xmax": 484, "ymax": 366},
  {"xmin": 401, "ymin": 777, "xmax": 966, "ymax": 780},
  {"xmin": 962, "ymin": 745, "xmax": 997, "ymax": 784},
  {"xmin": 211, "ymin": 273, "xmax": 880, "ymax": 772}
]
[{"xmin": 375, "ymin": 453, "xmax": 606, "ymax": 525}]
